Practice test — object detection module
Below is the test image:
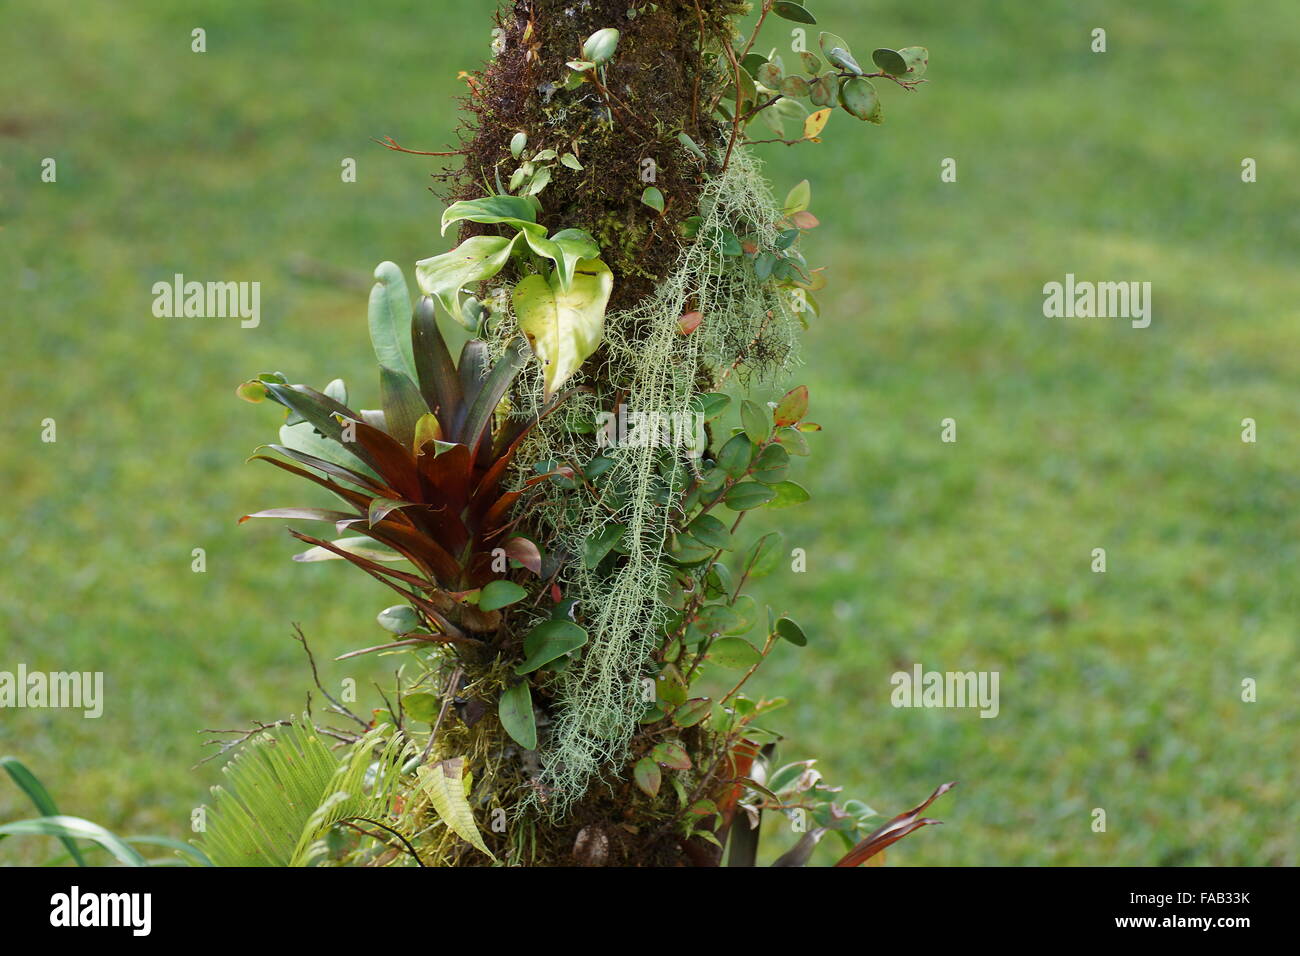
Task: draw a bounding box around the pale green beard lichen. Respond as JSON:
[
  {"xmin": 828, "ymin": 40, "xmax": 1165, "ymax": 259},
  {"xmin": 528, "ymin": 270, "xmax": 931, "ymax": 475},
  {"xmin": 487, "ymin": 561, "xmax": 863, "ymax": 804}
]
[{"xmin": 489, "ymin": 146, "xmax": 799, "ymax": 816}]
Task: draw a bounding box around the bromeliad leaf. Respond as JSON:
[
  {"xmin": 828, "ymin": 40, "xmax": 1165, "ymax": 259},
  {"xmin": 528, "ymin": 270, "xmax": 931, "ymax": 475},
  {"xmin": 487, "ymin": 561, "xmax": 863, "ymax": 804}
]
[
  {"xmin": 514, "ymin": 257, "xmax": 613, "ymax": 397},
  {"xmin": 292, "ymin": 536, "xmax": 406, "ymax": 563},
  {"xmin": 279, "ymin": 421, "xmax": 375, "ymax": 478},
  {"xmin": 368, "ymin": 262, "xmax": 417, "ymax": 383},
  {"xmin": 379, "ymin": 366, "xmax": 428, "ymax": 451}
]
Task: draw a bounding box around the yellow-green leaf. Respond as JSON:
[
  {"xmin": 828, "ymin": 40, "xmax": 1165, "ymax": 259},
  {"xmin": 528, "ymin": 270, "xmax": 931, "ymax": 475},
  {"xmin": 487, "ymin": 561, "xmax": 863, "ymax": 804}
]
[
  {"xmin": 416, "ymin": 234, "xmax": 521, "ymax": 326},
  {"xmin": 514, "ymin": 258, "xmax": 613, "ymax": 397},
  {"xmin": 417, "ymin": 759, "xmax": 496, "ymax": 861}
]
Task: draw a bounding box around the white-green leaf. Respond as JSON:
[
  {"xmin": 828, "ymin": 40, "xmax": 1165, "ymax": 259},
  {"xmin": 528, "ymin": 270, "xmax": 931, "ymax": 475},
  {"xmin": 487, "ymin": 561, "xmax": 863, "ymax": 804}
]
[
  {"xmin": 279, "ymin": 422, "xmax": 377, "ymax": 479},
  {"xmin": 521, "ymin": 227, "xmax": 601, "ymax": 291},
  {"xmin": 0, "ymin": 816, "xmax": 148, "ymax": 867},
  {"xmin": 582, "ymin": 28, "xmax": 620, "ymax": 64},
  {"xmin": 439, "ymin": 195, "xmax": 544, "ymax": 237},
  {"xmin": 293, "ymin": 536, "xmax": 406, "ymax": 563},
  {"xmin": 368, "ymin": 262, "xmax": 416, "ymax": 383},
  {"xmin": 513, "ymin": 257, "xmax": 613, "ymax": 397},
  {"xmin": 416, "ymin": 233, "xmax": 521, "ymax": 327},
  {"xmin": 377, "ymin": 605, "xmax": 421, "ymax": 634}
]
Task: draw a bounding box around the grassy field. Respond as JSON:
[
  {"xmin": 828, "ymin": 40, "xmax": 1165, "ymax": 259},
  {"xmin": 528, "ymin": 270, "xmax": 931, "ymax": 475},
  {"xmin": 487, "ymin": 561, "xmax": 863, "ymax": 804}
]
[{"xmin": 2, "ymin": 0, "xmax": 1296, "ymax": 865}]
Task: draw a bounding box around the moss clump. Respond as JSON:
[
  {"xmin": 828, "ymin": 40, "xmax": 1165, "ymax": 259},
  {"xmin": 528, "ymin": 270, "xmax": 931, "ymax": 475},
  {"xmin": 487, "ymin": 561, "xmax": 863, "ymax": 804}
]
[{"xmin": 450, "ymin": 0, "xmax": 739, "ymax": 312}]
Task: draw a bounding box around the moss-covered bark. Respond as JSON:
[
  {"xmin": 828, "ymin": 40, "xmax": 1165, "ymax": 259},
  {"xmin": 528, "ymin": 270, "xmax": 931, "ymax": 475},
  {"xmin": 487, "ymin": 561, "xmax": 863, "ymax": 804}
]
[{"xmin": 438, "ymin": 0, "xmax": 746, "ymax": 866}]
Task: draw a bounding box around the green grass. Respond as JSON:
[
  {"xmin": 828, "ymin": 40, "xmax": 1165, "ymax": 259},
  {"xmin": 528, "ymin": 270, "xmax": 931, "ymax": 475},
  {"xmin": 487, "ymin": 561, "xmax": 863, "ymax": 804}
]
[{"xmin": 2, "ymin": 0, "xmax": 1296, "ymax": 866}]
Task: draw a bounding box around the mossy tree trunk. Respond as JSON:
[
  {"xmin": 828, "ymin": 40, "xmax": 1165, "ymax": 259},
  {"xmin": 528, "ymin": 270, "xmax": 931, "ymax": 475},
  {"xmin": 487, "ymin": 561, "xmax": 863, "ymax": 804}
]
[{"xmin": 449, "ymin": 0, "xmax": 742, "ymax": 866}]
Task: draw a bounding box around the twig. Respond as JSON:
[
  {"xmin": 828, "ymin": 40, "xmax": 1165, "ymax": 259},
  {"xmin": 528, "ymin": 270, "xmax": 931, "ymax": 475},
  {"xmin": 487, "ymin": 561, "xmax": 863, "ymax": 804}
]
[
  {"xmin": 293, "ymin": 623, "xmax": 368, "ymax": 728},
  {"xmin": 373, "ymin": 136, "xmax": 463, "ymax": 157},
  {"xmin": 340, "ymin": 818, "xmax": 427, "ymax": 867},
  {"xmin": 419, "ymin": 665, "xmax": 465, "ymax": 763},
  {"xmin": 193, "ymin": 719, "xmax": 293, "ymax": 767}
]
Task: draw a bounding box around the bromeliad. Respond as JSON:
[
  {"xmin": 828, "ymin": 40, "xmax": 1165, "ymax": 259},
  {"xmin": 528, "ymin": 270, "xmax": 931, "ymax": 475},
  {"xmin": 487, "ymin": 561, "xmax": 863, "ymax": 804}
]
[{"xmin": 238, "ymin": 267, "xmax": 558, "ymax": 642}]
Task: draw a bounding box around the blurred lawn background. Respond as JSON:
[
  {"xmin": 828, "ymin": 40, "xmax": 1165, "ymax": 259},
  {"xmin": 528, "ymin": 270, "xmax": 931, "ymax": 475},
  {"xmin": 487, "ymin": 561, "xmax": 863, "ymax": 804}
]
[{"xmin": 2, "ymin": 0, "xmax": 1297, "ymax": 865}]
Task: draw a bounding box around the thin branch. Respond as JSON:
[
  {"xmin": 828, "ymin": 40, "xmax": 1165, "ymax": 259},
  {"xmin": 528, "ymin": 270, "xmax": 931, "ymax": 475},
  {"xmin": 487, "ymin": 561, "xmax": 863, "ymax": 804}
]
[
  {"xmin": 341, "ymin": 818, "xmax": 426, "ymax": 867},
  {"xmin": 419, "ymin": 665, "xmax": 465, "ymax": 764},
  {"xmin": 293, "ymin": 623, "xmax": 367, "ymax": 729},
  {"xmin": 373, "ymin": 136, "xmax": 463, "ymax": 157}
]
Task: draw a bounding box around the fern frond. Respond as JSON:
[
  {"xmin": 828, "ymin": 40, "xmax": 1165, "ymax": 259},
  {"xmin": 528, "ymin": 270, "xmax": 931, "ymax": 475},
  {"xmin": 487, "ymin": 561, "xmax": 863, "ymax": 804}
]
[
  {"xmin": 196, "ymin": 718, "xmax": 417, "ymax": 867},
  {"xmin": 291, "ymin": 731, "xmax": 414, "ymax": 866}
]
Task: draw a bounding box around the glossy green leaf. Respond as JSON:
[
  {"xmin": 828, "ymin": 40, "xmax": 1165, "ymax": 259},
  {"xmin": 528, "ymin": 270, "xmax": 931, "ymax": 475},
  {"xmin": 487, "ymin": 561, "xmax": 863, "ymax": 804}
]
[
  {"xmin": 716, "ymin": 433, "xmax": 754, "ymax": 478},
  {"xmin": 752, "ymin": 443, "xmax": 790, "ymax": 484},
  {"xmin": 516, "ymin": 619, "xmax": 588, "ymax": 674},
  {"xmin": 379, "ymin": 366, "xmax": 427, "ymax": 450},
  {"xmin": 479, "ymin": 579, "xmax": 527, "ymax": 612},
  {"xmin": 584, "ymin": 522, "xmax": 627, "ymax": 568},
  {"xmin": 776, "ymin": 616, "xmax": 808, "ymax": 646},
  {"xmin": 765, "ymin": 480, "xmax": 811, "ymax": 508},
  {"xmin": 693, "ymin": 392, "xmax": 731, "ymax": 421},
  {"xmin": 871, "ymin": 47, "xmax": 908, "ymax": 75},
  {"xmin": 741, "ymin": 399, "xmax": 770, "ymax": 443},
  {"xmin": 724, "ymin": 481, "xmax": 777, "ymax": 511},
  {"xmin": 499, "ymin": 682, "xmax": 537, "ymax": 750},
  {"xmin": 745, "ymin": 531, "xmax": 785, "ymax": 578},
  {"xmin": 687, "ymin": 513, "xmax": 730, "ymax": 550},
  {"xmin": 709, "ymin": 637, "xmax": 762, "ymax": 669},
  {"xmin": 773, "ymin": 1, "xmax": 816, "ymax": 24}
]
